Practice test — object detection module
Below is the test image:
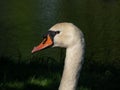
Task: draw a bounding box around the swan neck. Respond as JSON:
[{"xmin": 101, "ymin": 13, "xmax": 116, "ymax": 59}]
[{"xmin": 59, "ymin": 41, "xmax": 84, "ymax": 90}]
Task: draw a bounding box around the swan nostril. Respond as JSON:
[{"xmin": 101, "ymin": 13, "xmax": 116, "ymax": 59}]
[{"xmin": 42, "ymin": 38, "xmax": 47, "ymax": 44}]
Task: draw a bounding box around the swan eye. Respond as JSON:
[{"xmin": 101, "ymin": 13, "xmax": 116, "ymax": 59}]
[
  {"xmin": 55, "ymin": 31, "xmax": 60, "ymax": 34},
  {"xmin": 43, "ymin": 30, "xmax": 60, "ymax": 39},
  {"xmin": 49, "ymin": 30, "xmax": 60, "ymax": 37}
]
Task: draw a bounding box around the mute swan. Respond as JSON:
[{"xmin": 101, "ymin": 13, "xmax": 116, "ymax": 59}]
[{"xmin": 32, "ymin": 22, "xmax": 85, "ymax": 90}]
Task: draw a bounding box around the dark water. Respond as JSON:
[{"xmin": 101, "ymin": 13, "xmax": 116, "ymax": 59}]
[
  {"xmin": 0, "ymin": 0, "xmax": 62, "ymax": 60},
  {"xmin": 0, "ymin": 0, "xmax": 120, "ymax": 63}
]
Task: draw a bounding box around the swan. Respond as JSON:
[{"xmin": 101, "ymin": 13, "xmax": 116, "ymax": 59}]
[{"xmin": 31, "ymin": 22, "xmax": 85, "ymax": 90}]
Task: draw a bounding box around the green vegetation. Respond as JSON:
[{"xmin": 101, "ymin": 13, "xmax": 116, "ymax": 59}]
[{"xmin": 0, "ymin": 55, "xmax": 119, "ymax": 90}]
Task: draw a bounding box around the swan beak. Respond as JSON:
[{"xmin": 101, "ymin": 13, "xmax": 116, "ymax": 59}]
[{"xmin": 32, "ymin": 34, "xmax": 53, "ymax": 53}]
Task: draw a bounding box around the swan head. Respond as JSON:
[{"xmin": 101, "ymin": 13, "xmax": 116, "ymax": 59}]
[{"xmin": 32, "ymin": 22, "xmax": 81, "ymax": 53}]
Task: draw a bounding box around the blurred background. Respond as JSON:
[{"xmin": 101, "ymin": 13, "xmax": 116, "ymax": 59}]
[{"xmin": 0, "ymin": 0, "xmax": 120, "ymax": 90}]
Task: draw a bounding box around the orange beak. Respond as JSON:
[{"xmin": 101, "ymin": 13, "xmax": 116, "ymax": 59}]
[{"xmin": 32, "ymin": 34, "xmax": 53, "ymax": 53}]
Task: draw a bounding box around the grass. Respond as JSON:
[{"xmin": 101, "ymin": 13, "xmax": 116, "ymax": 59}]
[{"xmin": 0, "ymin": 55, "xmax": 119, "ymax": 90}]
